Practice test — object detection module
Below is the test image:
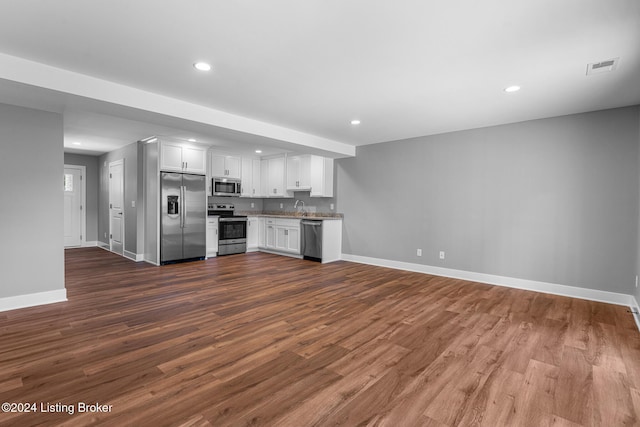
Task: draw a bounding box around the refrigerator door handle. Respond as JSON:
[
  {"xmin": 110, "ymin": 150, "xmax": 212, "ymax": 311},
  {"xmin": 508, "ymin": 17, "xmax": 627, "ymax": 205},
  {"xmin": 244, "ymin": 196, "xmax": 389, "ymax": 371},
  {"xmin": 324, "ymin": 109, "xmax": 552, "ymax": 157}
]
[
  {"xmin": 182, "ymin": 185, "xmax": 187, "ymax": 228},
  {"xmin": 179, "ymin": 185, "xmax": 184, "ymax": 228}
]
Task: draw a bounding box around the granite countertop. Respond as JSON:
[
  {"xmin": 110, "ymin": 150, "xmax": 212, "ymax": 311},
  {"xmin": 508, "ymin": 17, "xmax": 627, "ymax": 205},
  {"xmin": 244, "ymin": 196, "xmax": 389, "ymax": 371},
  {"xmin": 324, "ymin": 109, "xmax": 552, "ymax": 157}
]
[{"xmin": 235, "ymin": 211, "xmax": 344, "ymax": 220}]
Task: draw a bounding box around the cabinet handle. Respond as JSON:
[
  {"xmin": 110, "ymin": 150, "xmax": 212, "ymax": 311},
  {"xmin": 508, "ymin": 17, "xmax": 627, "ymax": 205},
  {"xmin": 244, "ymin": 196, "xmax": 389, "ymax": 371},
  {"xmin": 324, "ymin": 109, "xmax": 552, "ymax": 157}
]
[{"xmin": 185, "ymin": 162, "xmax": 188, "ymax": 170}]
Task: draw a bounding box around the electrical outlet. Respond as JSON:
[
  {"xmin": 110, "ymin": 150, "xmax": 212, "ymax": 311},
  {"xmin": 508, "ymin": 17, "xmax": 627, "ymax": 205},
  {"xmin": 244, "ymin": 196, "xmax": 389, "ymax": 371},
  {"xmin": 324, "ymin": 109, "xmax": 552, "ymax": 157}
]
[
  {"xmin": 280, "ymin": 203, "xmax": 283, "ymax": 209},
  {"xmin": 330, "ymin": 203, "xmax": 334, "ymax": 210},
  {"xmin": 131, "ymin": 200, "xmax": 135, "ymax": 208},
  {"xmin": 251, "ymin": 202, "xmax": 255, "ymax": 208},
  {"xmin": 416, "ymin": 249, "xmax": 422, "ymax": 256},
  {"xmin": 439, "ymin": 251, "xmax": 445, "ymax": 260}
]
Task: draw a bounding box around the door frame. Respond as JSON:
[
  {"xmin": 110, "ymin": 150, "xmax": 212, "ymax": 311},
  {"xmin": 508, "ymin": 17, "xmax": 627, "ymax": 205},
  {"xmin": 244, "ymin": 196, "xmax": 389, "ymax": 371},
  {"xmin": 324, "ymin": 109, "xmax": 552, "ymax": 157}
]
[
  {"xmin": 108, "ymin": 159, "xmax": 125, "ymax": 254},
  {"xmin": 64, "ymin": 164, "xmax": 86, "ymax": 247}
]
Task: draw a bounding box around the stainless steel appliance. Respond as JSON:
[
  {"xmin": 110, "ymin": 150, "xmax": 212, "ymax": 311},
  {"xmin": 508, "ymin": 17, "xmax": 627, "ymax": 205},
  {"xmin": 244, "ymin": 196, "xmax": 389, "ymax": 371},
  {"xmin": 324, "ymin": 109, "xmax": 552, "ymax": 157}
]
[
  {"xmin": 208, "ymin": 203, "xmax": 247, "ymax": 255},
  {"xmin": 301, "ymin": 220, "xmax": 323, "ymax": 262},
  {"xmin": 212, "ymin": 178, "xmax": 241, "ymax": 197},
  {"xmin": 161, "ymin": 172, "xmax": 206, "ymax": 264}
]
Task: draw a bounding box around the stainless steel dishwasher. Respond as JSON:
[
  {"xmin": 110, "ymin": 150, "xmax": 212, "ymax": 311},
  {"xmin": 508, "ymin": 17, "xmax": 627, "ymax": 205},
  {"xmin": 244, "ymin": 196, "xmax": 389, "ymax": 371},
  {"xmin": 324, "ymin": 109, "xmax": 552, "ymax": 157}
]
[{"xmin": 301, "ymin": 220, "xmax": 323, "ymax": 262}]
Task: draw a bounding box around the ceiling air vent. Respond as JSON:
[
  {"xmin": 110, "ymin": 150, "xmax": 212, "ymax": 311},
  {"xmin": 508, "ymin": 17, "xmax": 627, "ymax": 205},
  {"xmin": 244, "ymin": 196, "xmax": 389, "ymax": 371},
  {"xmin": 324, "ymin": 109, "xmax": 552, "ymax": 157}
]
[{"xmin": 586, "ymin": 57, "xmax": 619, "ymax": 76}]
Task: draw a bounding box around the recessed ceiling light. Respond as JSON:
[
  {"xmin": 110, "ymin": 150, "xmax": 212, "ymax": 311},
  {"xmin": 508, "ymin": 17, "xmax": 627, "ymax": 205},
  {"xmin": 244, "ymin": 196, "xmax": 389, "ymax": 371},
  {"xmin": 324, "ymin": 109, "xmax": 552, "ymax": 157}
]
[
  {"xmin": 72, "ymin": 142, "xmax": 82, "ymax": 146},
  {"xmin": 350, "ymin": 119, "xmax": 361, "ymax": 125},
  {"xmin": 193, "ymin": 62, "xmax": 212, "ymax": 71},
  {"xmin": 504, "ymin": 85, "xmax": 521, "ymax": 93},
  {"xmin": 255, "ymin": 150, "xmax": 263, "ymax": 154},
  {"xmin": 187, "ymin": 138, "xmax": 197, "ymax": 142}
]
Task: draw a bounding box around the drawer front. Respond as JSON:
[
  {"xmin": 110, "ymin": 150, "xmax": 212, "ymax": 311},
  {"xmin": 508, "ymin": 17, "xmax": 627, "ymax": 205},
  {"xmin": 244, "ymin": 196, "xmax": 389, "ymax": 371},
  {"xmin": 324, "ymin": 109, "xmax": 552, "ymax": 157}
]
[{"xmin": 275, "ymin": 218, "xmax": 300, "ymax": 228}]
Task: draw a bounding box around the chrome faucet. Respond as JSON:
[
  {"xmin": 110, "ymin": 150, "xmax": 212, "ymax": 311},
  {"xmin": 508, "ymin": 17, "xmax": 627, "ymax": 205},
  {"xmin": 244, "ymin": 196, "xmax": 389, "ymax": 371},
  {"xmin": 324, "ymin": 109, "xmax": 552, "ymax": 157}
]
[{"xmin": 294, "ymin": 199, "xmax": 306, "ymax": 215}]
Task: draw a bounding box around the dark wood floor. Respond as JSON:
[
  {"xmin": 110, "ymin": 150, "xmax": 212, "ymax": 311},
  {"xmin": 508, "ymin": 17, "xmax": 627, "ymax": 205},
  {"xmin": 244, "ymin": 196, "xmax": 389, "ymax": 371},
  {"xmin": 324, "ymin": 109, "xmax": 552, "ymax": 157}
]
[{"xmin": 1, "ymin": 248, "xmax": 639, "ymax": 426}]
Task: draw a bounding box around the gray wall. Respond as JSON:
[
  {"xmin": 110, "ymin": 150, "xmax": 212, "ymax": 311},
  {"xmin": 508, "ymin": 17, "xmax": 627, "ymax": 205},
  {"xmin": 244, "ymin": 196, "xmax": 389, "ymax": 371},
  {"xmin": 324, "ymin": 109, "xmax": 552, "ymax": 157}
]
[
  {"xmin": 337, "ymin": 106, "xmax": 640, "ymax": 295},
  {"xmin": 64, "ymin": 153, "xmax": 99, "ymax": 243},
  {"xmin": 637, "ymin": 106, "xmax": 640, "ymax": 305},
  {"xmin": 98, "ymin": 142, "xmax": 139, "ymax": 254},
  {"xmin": 0, "ymin": 103, "xmax": 65, "ymax": 298}
]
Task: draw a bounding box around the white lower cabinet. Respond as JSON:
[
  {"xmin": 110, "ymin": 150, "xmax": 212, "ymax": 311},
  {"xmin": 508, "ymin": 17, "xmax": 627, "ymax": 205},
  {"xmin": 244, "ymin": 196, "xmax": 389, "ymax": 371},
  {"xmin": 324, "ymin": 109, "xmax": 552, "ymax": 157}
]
[
  {"xmin": 259, "ymin": 217, "xmax": 301, "ymax": 256},
  {"xmin": 206, "ymin": 217, "xmax": 219, "ymax": 257},
  {"xmin": 275, "ymin": 224, "xmax": 300, "ymax": 253},
  {"xmin": 258, "ymin": 217, "xmax": 266, "ymax": 247},
  {"xmin": 265, "ymin": 219, "xmax": 276, "ymax": 249},
  {"xmin": 247, "ymin": 216, "xmax": 259, "ymax": 251}
]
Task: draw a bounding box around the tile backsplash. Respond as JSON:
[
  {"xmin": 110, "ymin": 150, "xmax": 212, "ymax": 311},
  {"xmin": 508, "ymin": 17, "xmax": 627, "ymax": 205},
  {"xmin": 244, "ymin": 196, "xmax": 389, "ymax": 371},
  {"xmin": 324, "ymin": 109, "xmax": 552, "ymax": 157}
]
[
  {"xmin": 263, "ymin": 191, "xmax": 337, "ymax": 214},
  {"xmin": 209, "ymin": 191, "xmax": 338, "ymax": 215}
]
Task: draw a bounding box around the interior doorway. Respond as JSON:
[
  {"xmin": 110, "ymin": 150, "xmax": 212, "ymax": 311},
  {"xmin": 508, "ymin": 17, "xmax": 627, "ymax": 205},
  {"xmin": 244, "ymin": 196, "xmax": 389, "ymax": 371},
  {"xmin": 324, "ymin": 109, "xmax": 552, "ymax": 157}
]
[{"xmin": 63, "ymin": 165, "xmax": 85, "ymax": 247}]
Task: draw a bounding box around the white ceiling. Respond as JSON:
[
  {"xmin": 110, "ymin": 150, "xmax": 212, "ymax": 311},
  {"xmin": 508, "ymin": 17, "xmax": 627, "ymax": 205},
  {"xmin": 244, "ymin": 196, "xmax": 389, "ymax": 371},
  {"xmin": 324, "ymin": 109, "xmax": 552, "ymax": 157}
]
[{"xmin": 0, "ymin": 0, "xmax": 638, "ymax": 156}]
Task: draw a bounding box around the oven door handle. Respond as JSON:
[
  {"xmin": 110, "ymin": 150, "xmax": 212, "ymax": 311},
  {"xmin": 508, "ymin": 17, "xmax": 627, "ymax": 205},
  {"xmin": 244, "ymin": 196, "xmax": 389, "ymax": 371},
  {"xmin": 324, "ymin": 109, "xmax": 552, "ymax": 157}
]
[{"xmin": 219, "ymin": 217, "xmax": 248, "ymax": 222}]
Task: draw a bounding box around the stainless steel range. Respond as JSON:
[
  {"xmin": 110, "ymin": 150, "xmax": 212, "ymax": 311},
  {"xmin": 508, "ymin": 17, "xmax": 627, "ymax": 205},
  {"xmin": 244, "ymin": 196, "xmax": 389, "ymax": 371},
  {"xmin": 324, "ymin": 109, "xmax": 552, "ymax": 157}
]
[{"xmin": 207, "ymin": 203, "xmax": 247, "ymax": 256}]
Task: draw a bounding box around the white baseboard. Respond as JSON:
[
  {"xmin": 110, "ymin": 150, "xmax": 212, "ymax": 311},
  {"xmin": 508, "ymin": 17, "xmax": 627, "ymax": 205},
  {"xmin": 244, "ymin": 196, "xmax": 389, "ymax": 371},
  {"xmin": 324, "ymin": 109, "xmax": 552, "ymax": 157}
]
[
  {"xmin": 123, "ymin": 250, "xmax": 144, "ymax": 262},
  {"xmin": 631, "ymin": 296, "xmax": 640, "ymax": 332},
  {"xmin": 81, "ymin": 241, "xmax": 98, "ymax": 247},
  {"xmin": 0, "ymin": 289, "xmax": 67, "ymax": 312},
  {"xmin": 341, "ymin": 254, "xmax": 636, "ymax": 308}
]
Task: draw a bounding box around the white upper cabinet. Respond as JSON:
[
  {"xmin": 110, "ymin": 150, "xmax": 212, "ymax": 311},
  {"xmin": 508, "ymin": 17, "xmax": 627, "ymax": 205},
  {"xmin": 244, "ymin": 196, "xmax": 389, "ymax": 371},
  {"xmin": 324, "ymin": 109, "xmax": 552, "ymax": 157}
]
[
  {"xmin": 241, "ymin": 157, "xmax": 262, "ymax": 198},
  {"xmin": 183, "ymin": 146, "xmax": 207, "ymax": 174},
  {"xmin": 262, "ymin": 156, "xmax": 289, "ymax": 197},
  {"xmin": 309, "ymin": 156, "xmax": 334, "ymax": 197},
  {"xmin": 286, "ymin": 155, "xmax": 311, "ymax": 190},
  {"xmin": 160, "ymin": 142, "xmax": 207, "ymax": 175},
  {"xmin": 210, "ymin": 153, "xmax": 241, "ymax": 179}
]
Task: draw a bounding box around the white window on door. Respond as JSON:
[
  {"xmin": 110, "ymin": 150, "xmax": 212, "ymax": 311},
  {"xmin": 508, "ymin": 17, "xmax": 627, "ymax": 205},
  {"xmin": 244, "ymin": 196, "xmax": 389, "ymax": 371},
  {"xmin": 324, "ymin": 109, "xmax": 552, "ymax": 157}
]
[{"xmin": 64, "ymin": 174, "xmax": 73, "ymax": 192}]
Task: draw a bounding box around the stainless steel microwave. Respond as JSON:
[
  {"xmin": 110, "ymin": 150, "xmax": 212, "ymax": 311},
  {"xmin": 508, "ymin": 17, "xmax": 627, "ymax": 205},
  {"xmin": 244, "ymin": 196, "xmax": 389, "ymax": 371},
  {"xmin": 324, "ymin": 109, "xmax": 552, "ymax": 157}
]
[{"xmin": 212, "ymin": 178, "xmax": 241, "ymax": 196}]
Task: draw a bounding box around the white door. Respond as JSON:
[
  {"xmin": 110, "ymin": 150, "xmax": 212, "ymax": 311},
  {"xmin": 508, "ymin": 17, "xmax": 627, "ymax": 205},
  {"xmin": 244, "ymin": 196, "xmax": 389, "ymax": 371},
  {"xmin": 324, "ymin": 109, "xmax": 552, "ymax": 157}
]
[
  {"xmin": 63, "ymin": 166, "xmax": 84, "ymax": 247},
  {"xmin": 109, "ymin": 160, "xmax": 124, "ymax": 255}
]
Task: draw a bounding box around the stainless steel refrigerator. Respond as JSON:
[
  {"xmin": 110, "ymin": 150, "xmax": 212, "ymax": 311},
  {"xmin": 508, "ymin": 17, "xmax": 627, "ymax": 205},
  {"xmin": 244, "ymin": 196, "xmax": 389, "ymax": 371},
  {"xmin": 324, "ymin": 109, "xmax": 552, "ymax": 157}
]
[{"xmin": 161, "ymin": 172, "xmax": 206, "ymax": 264}]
